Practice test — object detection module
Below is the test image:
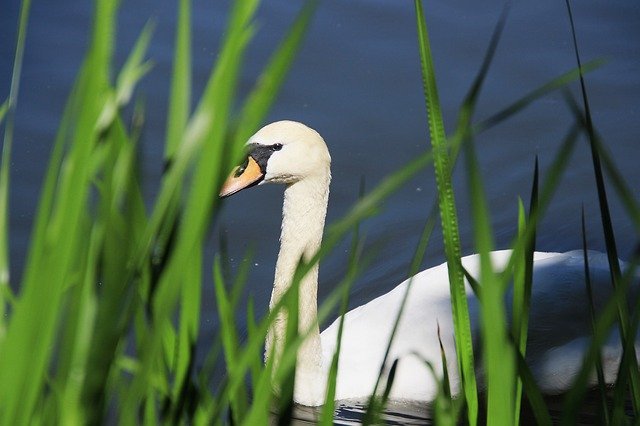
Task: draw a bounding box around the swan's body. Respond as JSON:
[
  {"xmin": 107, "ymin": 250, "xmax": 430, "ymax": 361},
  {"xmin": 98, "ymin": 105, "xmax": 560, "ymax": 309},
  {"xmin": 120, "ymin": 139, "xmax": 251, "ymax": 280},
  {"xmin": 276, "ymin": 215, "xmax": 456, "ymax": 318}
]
[{"xmin": 221, "ymin": 120, "xmax": 640, "ymax": 406}]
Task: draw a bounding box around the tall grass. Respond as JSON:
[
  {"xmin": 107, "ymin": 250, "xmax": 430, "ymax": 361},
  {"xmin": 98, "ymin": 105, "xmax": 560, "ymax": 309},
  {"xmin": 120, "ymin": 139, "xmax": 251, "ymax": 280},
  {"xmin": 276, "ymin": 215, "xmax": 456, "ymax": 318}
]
[{"xmin": 0, "ymin": 0, "xmax": 638, "ymax": 424}]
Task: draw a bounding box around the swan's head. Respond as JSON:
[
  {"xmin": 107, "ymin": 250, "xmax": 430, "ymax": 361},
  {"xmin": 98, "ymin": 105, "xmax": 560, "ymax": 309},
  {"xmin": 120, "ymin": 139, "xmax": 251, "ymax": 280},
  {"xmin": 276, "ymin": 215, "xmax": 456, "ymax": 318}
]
[{"xmin": 220, "ymin": 120, "xmax": 330, "ymax": 197}]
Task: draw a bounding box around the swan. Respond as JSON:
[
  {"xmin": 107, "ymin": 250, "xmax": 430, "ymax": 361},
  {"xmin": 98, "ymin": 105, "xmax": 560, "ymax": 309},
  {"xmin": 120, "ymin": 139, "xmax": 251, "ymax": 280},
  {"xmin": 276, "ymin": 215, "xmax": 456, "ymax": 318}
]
[{"xmin": 220, "ymin": 120, "xmax": 640, "ymax": 406}]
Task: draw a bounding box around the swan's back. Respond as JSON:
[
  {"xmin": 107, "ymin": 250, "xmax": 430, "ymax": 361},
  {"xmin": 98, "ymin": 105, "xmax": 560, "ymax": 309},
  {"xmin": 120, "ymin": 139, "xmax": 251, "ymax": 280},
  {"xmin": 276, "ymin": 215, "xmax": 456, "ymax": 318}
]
[{"xmin": 320, "ymin": 250, "xmax": 639, "ymax": 402}]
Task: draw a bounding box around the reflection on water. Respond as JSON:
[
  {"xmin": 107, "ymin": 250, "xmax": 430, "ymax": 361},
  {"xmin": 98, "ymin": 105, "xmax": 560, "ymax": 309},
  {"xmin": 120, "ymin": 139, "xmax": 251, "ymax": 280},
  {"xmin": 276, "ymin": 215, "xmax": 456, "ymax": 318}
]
[
  {"xmin": 288, "ymin": 390, "xmax": 633, "ymax": 425},
  {"xmin": 290, "ymin": 400, "xmax": 430, "ymax": 425}
]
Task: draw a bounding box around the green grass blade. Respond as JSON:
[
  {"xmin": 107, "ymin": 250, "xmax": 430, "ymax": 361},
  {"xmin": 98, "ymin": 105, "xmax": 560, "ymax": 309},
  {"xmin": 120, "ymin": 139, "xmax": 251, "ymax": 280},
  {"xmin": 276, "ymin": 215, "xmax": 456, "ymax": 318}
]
[
  {"xmin": 162, "ymin": 0, "xmax": 197, "ymax": 416},
  {"xmin": 57, "ymin": 223, "xmax": 101, "ymax": 424},
  {"xmin": 123, "ymin": 0, "xmax": 260, "ymax": 415},
  {"xmin": 463, "ymin": 126, "xmax": 515, "ymax": 424},
  {"xmin": 414, "ymin": 1, "xmax": 478, "ymax": 423},
  {"xmin": 165, "ymin": 0, "xmax": 191, "ymax": 161},
  {"xmin": 213, "ymin": 256, "xmax": 247, "ymax": 423},
  {"xmin": 0, "ymin": 0, "xmax": 32, "ymax": 331},
  {"xmin": 96, "ymin": 22, "xmax": 154, "ymax": 133},
  {"xmin": 83, "ymin": 118, "xmax": 147, "ymax": 423},
  {"xmin": 0, "ymin": 101, "xmax": 8, "ymax": 123},
  {"xmin": 564, "ymin": 0, "xmax": 640, "ymax": 410},
  {"xmin": 0, "ymin": 0, "xmax": 117, "ymax": 421},
  {"xmin": 153, "ymin": 0, "xmax": 192, "ymax": 302},
  {"xmin": 474, "ymin": 59, "xmax": 603, "ymax": 134},
  {"xmin": 168, "ymin": 246, "xmax": 202, "ymax": 420},
  {"xmin": 512, "ymin": 159, "xmax": 538, "ymax": 424}
]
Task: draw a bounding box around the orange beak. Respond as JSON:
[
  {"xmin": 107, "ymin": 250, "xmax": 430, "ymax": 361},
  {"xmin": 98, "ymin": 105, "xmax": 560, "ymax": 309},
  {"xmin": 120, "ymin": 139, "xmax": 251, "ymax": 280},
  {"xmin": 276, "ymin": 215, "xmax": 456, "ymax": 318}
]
[{"xmin": 219, "ymin": 156, "xmax": 265, "ymax": 198}]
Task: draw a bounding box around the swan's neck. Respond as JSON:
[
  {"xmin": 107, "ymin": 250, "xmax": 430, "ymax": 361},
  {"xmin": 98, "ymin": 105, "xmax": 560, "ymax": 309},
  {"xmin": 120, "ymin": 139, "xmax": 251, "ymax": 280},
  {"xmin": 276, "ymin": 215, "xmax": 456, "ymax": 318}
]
[{"xmin": 266, "ymin": 170, "xmax": 330, "ymax": 403}]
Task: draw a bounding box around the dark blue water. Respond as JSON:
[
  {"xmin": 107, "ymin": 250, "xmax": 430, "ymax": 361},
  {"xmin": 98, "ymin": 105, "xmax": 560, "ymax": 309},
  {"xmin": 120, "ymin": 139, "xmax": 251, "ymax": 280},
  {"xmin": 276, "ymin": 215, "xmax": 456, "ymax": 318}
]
[{"xmin": 1, "ymin": 0, "xmax": 639, "ymax": 422}]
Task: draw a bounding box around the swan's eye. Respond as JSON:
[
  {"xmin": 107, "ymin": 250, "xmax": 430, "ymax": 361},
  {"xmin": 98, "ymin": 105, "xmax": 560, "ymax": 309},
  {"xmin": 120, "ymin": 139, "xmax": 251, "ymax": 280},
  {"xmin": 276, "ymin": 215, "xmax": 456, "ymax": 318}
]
[{"xmin": 271, "ymin": 143, "xmax": 283, "ymax": 151}]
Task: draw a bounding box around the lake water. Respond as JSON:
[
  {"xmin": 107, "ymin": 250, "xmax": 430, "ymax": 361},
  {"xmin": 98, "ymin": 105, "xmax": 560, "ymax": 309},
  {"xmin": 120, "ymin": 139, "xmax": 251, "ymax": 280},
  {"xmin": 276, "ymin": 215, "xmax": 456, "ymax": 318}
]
[{"xmin": 1, "ymin": 0, "xmax": 639, "ymax": 423}]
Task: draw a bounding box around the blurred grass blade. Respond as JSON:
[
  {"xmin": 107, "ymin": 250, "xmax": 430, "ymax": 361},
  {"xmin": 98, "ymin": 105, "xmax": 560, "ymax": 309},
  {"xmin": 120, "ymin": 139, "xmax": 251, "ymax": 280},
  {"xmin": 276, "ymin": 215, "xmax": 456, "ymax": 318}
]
[
  {"xmin": 154, "ymin": 0, "xmax": 191, "ymax": 285},
  {"xmin": 213, "ymin": 256, "xmax": 247, "ymax": 423},
  {"xmin": 123, "ymin": 0, "xmax": 260, "ymax": 415},
  {"xmin": 96, "ymin": 23, "xmax": 154, "ymax": 133},
  {"xmin": 0, "ymin": 0, "xmax": 32, "ymax": 330},
  {"xmin": 165, "ymin": 0, "xmax": 191, "ymax": 161},
  {"xmin": 0, "ymin": 102, "xmax": 8, "ymax": 123},
  {"xmin": 58, "ymin": 223, "xmax": 101, "ymax": 424},
  {"xmin": 0, "ymin": 0, "xmax": 117, "ymax": 421},
  {"xmin": 449, "ymin": 1, "xmax": 510, "ymax": 160},
  {"xmin": 564, "ymin": 0, "xmax": 640, "ymax": 410},
  {"xmin": 560, "ymin": 256, "xmax": 640, "ymax": 424},
  {"xmin": 437, "ymin": 325, "xmax": 452, "ymax": 400},
  {"xmin": 164, "ymin": 0, "xmax": 195, "ymax": 413},
  {"xmin": 581, "ymin": 207, "xmax": 611, "ymax": 425},
  {"xmin": 515, "ymin": 349, "xmax": 552, "ymax": 426},
  {"xmin": 414, "ymin": 1, "xmax": 478, "ymax": 423},
  {"xmin": 475, "ymin": 59, "xmax": 603, "ymax": 134},
  {"xmin": 116, "ymin": 22, "xmax": 155, "ymax": 108}
]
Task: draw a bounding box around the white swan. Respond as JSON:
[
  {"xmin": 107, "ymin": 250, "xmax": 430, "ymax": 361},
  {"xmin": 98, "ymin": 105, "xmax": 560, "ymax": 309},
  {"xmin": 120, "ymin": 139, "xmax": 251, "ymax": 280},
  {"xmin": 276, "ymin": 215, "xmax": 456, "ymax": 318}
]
[{"xmin": 220, "ymin": 120, "xmax": 639, "ymax": 406}]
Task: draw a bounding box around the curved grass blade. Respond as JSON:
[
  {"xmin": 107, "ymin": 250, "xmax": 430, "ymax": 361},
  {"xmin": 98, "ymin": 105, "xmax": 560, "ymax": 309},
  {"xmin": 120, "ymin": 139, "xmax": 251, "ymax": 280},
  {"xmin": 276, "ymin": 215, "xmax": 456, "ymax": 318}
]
[{"xmin": 414, "ymin": 1, "xmax": 478, "ymax": 422}]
